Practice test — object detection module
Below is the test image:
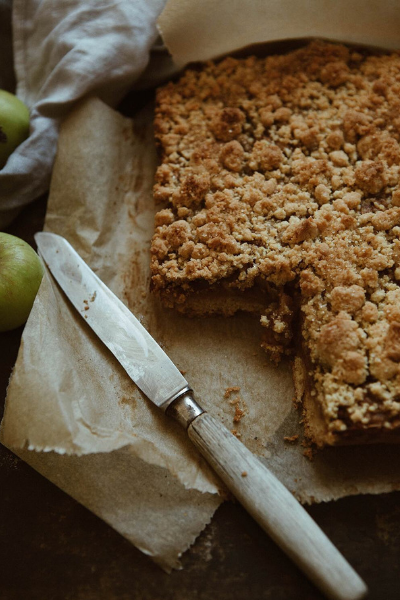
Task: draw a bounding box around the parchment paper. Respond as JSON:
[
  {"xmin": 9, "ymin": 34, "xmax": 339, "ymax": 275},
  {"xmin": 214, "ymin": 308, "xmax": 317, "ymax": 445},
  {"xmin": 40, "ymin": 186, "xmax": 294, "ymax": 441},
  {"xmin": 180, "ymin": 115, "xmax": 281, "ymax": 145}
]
[
  {"xmin": 0, "ymin": 98, "xmax": 223, "ymax": 571},
  {"xmin": 3, "ymin": 0, "xmax": 400, "ymax": 572},
  {"xmin": 158, "ymin": 0, "xmax": 400, "ymax": 68}
]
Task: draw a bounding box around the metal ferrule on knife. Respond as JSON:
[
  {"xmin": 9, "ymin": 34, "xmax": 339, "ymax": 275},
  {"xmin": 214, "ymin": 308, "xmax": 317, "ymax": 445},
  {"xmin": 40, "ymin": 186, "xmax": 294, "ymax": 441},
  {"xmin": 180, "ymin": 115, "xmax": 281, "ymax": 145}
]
[{"xmin": 164, "ymin": 388, "xmax": 205, "ymax": 429}]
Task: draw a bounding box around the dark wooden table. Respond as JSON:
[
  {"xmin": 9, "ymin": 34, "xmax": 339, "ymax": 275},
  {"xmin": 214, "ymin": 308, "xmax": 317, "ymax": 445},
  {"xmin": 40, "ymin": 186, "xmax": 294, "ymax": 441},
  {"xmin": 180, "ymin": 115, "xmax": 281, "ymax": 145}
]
[{"xmin": 0, "ymin": 196, "xmax": 399, "ymax": 600}]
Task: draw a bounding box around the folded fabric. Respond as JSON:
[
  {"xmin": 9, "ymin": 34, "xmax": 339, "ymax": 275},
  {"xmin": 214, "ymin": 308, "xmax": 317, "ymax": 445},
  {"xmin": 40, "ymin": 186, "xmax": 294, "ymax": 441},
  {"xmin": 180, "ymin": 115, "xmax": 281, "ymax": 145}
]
[{"xmin": 0, "ymin": 0, "xmax": 166, "ymax": 227}]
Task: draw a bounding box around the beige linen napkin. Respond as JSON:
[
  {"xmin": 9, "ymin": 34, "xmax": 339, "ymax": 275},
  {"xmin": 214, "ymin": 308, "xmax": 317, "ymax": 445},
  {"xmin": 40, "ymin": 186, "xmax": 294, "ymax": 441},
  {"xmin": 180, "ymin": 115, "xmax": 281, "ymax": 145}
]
[{"xmin": 0, "ymin": 0, "xmax": 166, "ymax": 227}]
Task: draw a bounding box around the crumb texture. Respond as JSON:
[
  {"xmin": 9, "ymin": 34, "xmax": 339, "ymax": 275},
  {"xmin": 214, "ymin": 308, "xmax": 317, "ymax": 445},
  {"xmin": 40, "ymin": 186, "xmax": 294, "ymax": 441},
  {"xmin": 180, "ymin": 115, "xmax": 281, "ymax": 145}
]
[{"xmin": 151, "ymin": 41, "xmax": 400, "ymax": 445}]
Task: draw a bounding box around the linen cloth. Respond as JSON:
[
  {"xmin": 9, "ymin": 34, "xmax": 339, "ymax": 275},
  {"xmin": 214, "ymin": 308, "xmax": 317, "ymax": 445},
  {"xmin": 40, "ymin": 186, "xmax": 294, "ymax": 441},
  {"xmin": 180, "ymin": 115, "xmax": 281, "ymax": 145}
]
[{"xmin": 0, "ymin": 0, "xmax": 166, "ymax": 227}]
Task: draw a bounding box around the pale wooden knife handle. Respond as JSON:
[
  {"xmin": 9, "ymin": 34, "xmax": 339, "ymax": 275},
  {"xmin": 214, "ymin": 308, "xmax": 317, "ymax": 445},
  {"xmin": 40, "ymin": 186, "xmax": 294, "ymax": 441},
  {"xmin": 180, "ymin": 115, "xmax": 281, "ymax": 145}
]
[{"xmin": 187, "ymin": 411, "xmax": 367, "ymax": 600}]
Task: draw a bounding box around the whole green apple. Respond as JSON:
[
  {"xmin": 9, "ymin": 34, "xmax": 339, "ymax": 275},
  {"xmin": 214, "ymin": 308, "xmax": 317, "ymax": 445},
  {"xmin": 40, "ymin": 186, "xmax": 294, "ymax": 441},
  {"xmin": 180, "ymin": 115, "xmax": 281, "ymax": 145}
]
[
  {"xmin": 0, "ymin": 233, "xmax": 44, "ymax": 332},
  {"xmin": 0, "ymin": 90, "xmax": 30, "ymax": 168}
]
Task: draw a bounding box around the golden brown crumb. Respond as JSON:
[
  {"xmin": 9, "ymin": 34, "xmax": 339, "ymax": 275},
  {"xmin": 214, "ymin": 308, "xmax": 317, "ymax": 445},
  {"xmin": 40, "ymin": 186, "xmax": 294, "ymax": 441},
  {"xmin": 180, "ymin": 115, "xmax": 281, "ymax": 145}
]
[
  {"xmin": 152, "ymin": 41, "xmax": 400, "ymax": 446},
  {"xmin": 284, "ymin": 435, "xmax": 299, "ymax": 443},
  {"xmin": 233, "ymin": 405, "xmax": 245, "ymax": 423},
  {"xmin": 224, "ymin": 386, "xmax": 241, "ymax": 398},
  {"xmin": 303, "ymin": 448, "xmax": 315, "ymax": 461}
]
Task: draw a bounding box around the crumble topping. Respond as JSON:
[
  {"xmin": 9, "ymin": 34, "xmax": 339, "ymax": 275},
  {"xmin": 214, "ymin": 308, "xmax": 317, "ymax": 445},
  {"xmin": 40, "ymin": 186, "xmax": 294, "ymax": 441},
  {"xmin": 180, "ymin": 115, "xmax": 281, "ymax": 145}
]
[{"xmin": 151, "ymin": 41, "xmax": 400, "ymax": 444}]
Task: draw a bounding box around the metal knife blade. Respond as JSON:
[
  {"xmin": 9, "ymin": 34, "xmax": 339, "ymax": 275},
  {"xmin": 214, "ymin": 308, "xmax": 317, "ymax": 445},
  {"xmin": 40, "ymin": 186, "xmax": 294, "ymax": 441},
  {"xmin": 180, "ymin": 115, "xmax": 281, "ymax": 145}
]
[
  {"xmin": 34, "ymin": 231, "xmax": 367, "ymax": 600},
  {"xmin": 34, "ymin": 232, "xmax": 188, "ymax": 409}
]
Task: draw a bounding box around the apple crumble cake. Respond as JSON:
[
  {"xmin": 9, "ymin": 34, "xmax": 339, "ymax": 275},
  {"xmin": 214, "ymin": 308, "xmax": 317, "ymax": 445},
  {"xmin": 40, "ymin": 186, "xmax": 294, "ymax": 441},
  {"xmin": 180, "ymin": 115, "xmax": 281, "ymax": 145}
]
[{"xmin": 151, "ymin": 40, "xmax": 400, "ymax": 446}]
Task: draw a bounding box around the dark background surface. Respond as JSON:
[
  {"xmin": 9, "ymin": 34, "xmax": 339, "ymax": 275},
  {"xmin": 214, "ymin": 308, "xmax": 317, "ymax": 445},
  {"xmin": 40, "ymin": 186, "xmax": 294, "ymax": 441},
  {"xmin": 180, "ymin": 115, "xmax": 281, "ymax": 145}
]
[{"xmin": 0, "ymin": 196, "xmax": 400, "ymax": 600}]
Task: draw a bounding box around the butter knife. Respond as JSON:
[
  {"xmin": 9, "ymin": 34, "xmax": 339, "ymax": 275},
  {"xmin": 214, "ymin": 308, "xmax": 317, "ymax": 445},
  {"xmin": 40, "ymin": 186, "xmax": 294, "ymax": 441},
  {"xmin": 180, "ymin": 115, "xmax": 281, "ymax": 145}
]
[{"xmin": 35, "ymin": 232, "xmax": 367, "ymax": 600}]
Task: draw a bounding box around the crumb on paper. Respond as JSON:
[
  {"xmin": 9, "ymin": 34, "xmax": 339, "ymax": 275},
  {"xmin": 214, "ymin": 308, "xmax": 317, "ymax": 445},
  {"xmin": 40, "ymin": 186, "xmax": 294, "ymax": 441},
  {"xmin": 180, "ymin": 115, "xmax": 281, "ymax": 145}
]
[
  {"xmin": 284, "ymin": 434, "xmax": 299, "ymax": 443},
  {"xmin": 303, "ymin": 448, "xmax": 314, "ymax": 461},
  {"xmin": 231, "ymin": 429, "xmax": 241, "ymax": 438},
  {"xmin": 226, "ymin": 392, "xmax": 247, "ymax": 424},
  {"xmin": 224, "ymin": 386, "xmax": 241, "ymax": 398},
  {"xmin": 233, "ymin": 405, "xmax": 245, "ymax": 423},
  {"xmin": 241, "ymin": 471, "xmax": 248, "ymax": 477},
  {"xmin": 301, "ymin": 439, "xmax": 316, "ymax": 461}
]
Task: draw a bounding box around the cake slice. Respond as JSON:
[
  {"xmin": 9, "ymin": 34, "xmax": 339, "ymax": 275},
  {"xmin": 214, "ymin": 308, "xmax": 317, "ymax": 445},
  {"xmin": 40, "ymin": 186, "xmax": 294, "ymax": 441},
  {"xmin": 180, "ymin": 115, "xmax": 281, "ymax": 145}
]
[{"xmin": 151, "ymin": 41, "xmax": 400, "ymax": 446}]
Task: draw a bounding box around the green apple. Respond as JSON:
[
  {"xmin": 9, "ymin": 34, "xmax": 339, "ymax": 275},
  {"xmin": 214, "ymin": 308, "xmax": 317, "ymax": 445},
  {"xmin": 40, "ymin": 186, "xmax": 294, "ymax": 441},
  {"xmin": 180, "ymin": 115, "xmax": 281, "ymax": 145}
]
[
  {"xmin": 0, "ymin": 90, "xmax": 30, "ymax": 168},
  {"xmin": 0, "ymin": 233, "xmax": 44, "ymax": 332}
]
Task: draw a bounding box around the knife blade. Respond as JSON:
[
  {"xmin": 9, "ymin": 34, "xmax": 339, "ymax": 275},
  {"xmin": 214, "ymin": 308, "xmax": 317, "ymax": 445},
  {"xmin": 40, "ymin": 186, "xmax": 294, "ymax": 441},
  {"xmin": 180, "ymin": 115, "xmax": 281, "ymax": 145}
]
[{"xmin": 35, "ymin": 231, "xmax": 367, "ymax": 600}]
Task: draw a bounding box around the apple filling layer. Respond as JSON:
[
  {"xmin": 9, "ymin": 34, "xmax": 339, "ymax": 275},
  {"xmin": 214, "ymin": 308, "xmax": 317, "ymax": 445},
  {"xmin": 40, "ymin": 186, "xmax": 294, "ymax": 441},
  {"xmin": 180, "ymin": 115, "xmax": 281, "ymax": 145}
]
[{"xmin": 151, "ymin": 41, "xmax": 400, "ymax": 446}]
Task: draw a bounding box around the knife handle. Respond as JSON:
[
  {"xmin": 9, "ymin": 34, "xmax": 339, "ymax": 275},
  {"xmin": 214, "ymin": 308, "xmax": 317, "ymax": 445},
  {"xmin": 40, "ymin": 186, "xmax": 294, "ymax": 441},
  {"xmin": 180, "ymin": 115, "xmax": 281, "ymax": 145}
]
[{"xmin": 166, "ymin": 394, "xmax": 367, "ymax": 600}]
